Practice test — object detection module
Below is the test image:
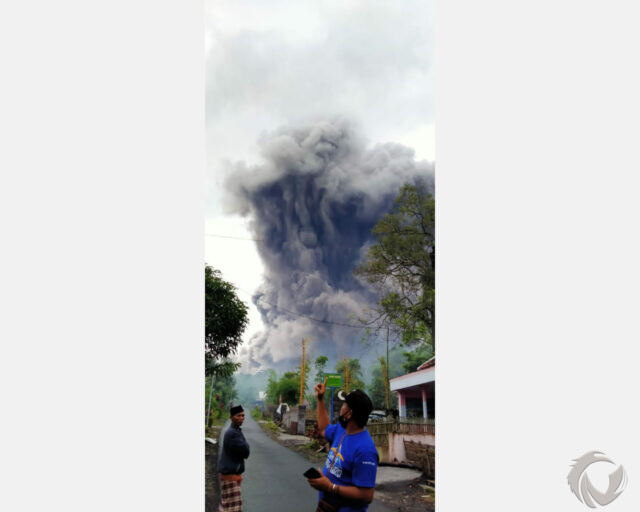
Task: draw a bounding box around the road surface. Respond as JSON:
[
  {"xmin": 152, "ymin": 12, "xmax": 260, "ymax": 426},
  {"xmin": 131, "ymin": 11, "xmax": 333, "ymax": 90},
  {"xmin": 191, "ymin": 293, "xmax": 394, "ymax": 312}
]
[{"xmin": 219, "ymin": 414, "xmax": 395, "ymax": 512}]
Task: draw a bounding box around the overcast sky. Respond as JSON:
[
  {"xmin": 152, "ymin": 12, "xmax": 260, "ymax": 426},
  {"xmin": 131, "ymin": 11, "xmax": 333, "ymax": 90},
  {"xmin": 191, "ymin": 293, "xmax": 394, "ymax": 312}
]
[{"xmin": 205, "ymin": 0, "xmax": 435, "ymax": 374}]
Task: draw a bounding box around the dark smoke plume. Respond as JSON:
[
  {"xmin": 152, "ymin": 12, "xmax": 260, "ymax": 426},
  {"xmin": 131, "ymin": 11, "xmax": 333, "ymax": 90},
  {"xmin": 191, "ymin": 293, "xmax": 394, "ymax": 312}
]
[{"xmin": 225, "ymin": 119, "xmax": 434, "ymax": 371}]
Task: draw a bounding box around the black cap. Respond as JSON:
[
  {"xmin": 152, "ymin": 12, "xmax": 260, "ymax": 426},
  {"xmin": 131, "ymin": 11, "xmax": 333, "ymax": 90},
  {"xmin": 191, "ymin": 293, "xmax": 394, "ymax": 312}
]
[
  {"xmin": 230, "ymin": 405, "xmax": 244, "ymax": 416},
  {"xmin": 336, "ymin": 389, "xmax": 373, "ymax": 423}
]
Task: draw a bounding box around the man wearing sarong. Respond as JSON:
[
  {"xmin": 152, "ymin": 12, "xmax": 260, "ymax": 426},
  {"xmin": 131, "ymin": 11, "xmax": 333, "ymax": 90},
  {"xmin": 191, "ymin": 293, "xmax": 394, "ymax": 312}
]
[{"xmin": 218, "ymin": 405, "xmax": 250, "ymax": 512}]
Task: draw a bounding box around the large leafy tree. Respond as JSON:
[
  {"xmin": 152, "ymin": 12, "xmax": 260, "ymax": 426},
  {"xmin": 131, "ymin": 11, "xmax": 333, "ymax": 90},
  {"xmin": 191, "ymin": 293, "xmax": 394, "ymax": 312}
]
[
  {"xmin": 355, "ymin": 183, "xmax": 435, "ymax": 351},
  {"xmin": 205, "ymin": 265, "xmax": 248, "ymax": 376}
]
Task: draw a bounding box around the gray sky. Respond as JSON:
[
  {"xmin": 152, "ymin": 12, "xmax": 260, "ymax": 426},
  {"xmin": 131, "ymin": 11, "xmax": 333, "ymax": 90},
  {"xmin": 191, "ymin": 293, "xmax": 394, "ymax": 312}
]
[{"xmin": 205, "ymin": 0, "xmax": 435, "ymax": 374}]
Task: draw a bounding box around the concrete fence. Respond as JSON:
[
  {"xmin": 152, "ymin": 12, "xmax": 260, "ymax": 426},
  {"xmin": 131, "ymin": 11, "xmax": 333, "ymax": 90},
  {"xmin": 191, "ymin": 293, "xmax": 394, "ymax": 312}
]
[
  {"xmin": 281, "ymin": 405, "xmax": 318, "ymax": 435},
  {"xmin": 368, "ymin": 419, "xmax": 435, "ymax": 479}
]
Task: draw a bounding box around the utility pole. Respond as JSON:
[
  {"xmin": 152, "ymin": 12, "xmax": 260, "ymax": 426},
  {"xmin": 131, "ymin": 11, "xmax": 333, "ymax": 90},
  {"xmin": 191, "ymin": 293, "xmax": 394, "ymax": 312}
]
[
  {"xmin": 386, "ymin": 326, "xmax": 390, "ymax": 414},
  {"xmin": 381, "ymin": 356, "xmax": 390, "ymax": 412},
  {"xmin": 299, "ymin": 338, "xmax": 306, "ymax": 405},
  {"xmin": 206, "ymin": 373, "xmax": 215, "ymax": 427},
  {"xmin": 344, "ymin": 358, "xmax": 350, "ymax": 393}
]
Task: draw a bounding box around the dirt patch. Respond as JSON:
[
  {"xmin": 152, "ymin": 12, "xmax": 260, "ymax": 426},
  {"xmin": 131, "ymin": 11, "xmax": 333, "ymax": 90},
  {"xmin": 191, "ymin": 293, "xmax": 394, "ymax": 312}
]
[{"xmin": 375, "ymin": 474, "xmax": 435, "ymax": 512}]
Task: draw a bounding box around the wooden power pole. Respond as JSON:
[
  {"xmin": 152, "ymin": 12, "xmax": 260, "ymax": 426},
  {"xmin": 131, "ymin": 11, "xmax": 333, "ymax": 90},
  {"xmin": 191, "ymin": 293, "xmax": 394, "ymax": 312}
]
[
  {"xmin": 385, "ymin": 326, "xmax": 391, "ymax": 413},
  {"xmin": 344, "ymin": 358, "xmax": 350, "ymax": 393},
  {"xmin": 380, "ymin": 356, "xmax": 390, "ymax": 412}
]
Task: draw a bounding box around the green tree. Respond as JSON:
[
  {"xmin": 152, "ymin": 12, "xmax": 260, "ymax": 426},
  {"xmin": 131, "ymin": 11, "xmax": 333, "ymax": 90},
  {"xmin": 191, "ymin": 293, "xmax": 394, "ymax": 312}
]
[
  {"xmin": 367, "ymin": 346, "xmax": 406, "ymax": 411},
  {"xmin": 336, "ymin": 358, "xmax": 365, "ymax": 392},
  {"xmin": 278, "ymin": 371, "xmax": 300, "ymax": 404},
  {"xmin": 265, "ymin": 369, "xmax": 306, "ymax": 405},
  {"xmin": 402, "ymin": 342, "xmax": 434, "ymax": 374},
  {"xmin": 307, "ymin": 356, "xmax": 328, "ymax": 409},
  {"xmin": 368, "ymin": 362, "xmax": 397, "ymax": 411},
  {"xmin": 314, "ymin": 356, "xmax": 329, "ymax": 383},
  {"xmin": 205, "ymin": 371, "xmax": 238, "ymax": 420},
  {"xmin": 266, "ymin": 369, "xmax": 280, "ymax": 404},
  {"xmin": 205, "ymin": 266, "xmax": 248, "ymax": 376},
  {"xmin": 355, "ymin": 183, "xmax": 435, "ymax": 351}
]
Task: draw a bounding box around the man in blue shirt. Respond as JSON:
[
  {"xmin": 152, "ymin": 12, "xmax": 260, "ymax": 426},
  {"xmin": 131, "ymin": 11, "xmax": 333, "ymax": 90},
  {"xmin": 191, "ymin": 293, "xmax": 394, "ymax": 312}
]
[{"xmin": 307, "ymin": 379, "xmax": 379, "ymax": 512}]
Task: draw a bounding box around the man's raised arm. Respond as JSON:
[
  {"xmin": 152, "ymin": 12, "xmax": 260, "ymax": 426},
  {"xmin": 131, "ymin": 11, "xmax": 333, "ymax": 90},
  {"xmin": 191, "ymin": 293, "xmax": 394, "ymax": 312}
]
[{"xmin": 315, "ymin": 377, "xmax": 329, "ymax": 437}]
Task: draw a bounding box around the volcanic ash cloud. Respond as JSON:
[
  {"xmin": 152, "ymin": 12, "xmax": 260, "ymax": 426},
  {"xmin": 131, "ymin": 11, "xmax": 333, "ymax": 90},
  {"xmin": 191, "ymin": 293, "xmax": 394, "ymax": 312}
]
[{"xmin": 225, "ymin": 119, "xmax": 434, "ymax": 371}]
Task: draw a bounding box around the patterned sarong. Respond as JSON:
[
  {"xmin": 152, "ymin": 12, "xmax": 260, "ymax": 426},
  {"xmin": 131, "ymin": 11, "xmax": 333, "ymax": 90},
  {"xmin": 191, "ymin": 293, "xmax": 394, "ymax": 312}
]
[{"xmin": 219, "ymin": 479, "xmax": 242, "ymax": 512}]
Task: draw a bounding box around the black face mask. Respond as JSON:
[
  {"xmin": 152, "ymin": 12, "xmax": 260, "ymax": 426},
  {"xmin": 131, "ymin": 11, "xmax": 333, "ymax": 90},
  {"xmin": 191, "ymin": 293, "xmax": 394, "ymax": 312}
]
[{"xmin": 338, "ymin": 411, "xmax": 351, "ymax": 428}]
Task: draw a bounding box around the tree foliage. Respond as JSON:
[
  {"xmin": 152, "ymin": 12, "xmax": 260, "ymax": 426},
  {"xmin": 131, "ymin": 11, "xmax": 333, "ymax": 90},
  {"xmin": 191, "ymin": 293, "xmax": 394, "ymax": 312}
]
[
  {"xmin": 368, "ymin": 363, "xmax": 397, "ymax": 411},
  {"xmin": 205, "ymin": 265, "xmax": 248, "ymax": 376},
  {"xmin": 205, "ymin": 371, "xmax": 238, "ymax": 420},
  {"xmin": 277, "ymin": 372, "xmax": 300, "ymax": 404},
  {"xmin": 336, "ymin": 358, "xmax": 365, "ymax": 392},
  {"xmin": 367, "ymin": 347, "xmax": 405, "ymax": 411},
  {"xmin": 402, "ymin": 343, "xmax": 434, "ymax": 374},
  {"xmin": 265, "ymin": 364, "xmax": 310, "ymax": 406},
  {"xmin": 355, "ymin": 183, "xmax": 435, "ymax": 351},
  {"xmin": 206, "ymin": 359, "xmax": 241, "ymax": 379},
  {"xmin": 266, "ymin": 370, "xmax": 299, "ymax": 405},
  {"xmin": 314, "ymin": 356, "xmax": 329, "ymax": 383},
  {"xmin": 266, "ymin": 369, "xmax": 280, "ymax": 404}
]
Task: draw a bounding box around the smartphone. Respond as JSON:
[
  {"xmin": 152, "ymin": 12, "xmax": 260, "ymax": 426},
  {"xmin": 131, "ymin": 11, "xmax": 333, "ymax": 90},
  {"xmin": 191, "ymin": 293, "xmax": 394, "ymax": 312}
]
[{"xmin": 304, "ymin": 467, "xmax": 322, "ymax": 479}]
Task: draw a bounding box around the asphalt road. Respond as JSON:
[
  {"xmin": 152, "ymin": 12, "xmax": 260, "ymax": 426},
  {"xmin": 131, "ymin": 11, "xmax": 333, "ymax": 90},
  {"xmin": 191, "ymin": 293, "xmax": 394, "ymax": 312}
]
[{"xmin": 219, "ymin": 414, "xmax": 394, "ymax": 512}]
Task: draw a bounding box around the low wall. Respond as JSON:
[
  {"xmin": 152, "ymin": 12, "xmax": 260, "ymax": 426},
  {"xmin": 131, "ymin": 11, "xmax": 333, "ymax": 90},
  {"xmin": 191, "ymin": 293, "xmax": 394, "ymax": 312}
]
[
  {"xmin": 205, "ymin": 439, "xmax": 220, "ymax": 512},
  {"xmin": 374, "ymin": 431, "xmax": 435, "ymax": 479},
  {"xmin": 404, "ymin": 440, "xmax": 435, "ymax": 479},
  {"xmin": 282, "ymin": 406, "xmax": 317, "ymax": 432}
]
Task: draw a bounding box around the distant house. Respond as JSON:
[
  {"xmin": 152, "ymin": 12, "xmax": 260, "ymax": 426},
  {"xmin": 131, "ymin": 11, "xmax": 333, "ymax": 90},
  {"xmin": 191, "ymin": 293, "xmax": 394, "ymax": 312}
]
[
  {"xmin": 389, "ymin": 357, "xmax": 435, "ymax": 420},
  {"xmin": 379, "ymin": 357, "xmax": 435, "ymax": 477}
]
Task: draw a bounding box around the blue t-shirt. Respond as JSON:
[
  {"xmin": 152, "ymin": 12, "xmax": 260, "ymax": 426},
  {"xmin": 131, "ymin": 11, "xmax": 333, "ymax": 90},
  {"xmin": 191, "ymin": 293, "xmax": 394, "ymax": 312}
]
[{"xmin": 319, "ymin": 423, "xmax": 379, "ymax": 512}]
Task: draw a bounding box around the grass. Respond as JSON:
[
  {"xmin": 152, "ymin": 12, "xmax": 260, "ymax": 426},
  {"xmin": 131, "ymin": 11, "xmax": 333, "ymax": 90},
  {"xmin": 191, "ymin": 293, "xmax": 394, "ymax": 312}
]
[
  {"xmin": 205, "ymin": 416, "xmax": 227, "ymax": 438},
  {"xmin": 263, "ymin": 420, "xmax": 280, "ymax": 433},
  {"xmin": 304, "ymin": 439, "xmax": 321, "ymax": 450}
]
